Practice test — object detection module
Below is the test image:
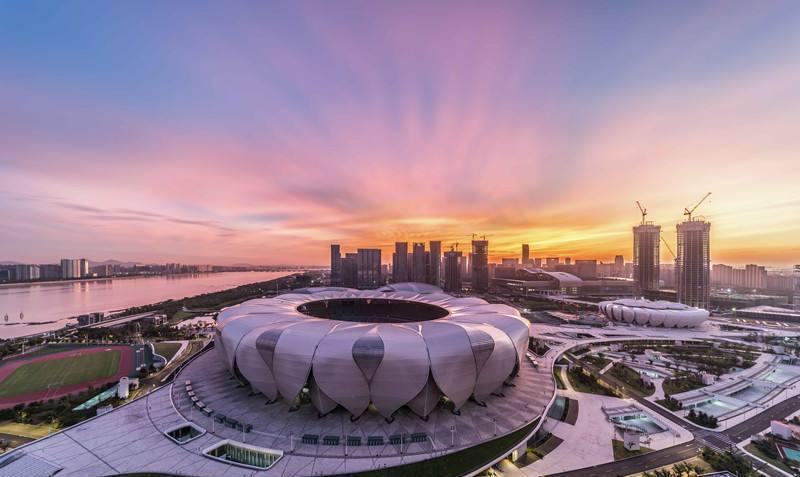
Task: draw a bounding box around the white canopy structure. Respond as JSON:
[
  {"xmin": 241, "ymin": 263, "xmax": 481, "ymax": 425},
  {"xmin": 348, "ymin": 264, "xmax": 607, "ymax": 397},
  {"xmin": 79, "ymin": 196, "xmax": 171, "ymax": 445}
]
[
  {"xmin": 598, "ymin": 298, "xmax": 708, "ymax": 328},
  {"xmin": 215, "ymin": 284, "xmax": 531, "ymax": 419}
]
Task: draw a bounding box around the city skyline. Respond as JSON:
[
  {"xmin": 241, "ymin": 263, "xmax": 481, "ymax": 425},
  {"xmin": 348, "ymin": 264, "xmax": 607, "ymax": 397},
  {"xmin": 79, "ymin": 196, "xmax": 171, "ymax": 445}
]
[{"xmin": 2, "ymin": 1, "xmax": 799, "ymax": 267}]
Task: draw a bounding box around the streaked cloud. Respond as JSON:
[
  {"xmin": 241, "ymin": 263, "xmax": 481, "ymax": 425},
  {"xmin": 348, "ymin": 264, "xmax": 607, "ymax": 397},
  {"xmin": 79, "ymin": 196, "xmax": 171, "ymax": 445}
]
[{"xmin": 0, "ymin": 1, "xmax": 798, "ymax": 266}]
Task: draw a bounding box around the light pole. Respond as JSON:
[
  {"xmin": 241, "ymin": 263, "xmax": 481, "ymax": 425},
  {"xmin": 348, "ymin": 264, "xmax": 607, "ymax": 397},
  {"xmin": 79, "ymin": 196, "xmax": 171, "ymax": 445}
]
[{"xmin": 450, "ymin": 426, "xmax": 455, "ymax": 448}]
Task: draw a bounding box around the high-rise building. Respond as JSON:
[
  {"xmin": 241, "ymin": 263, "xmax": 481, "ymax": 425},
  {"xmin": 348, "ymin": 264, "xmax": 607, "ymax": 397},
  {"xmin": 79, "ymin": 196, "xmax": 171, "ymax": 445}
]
[
  {"xmin": 471, "ymin": 240, "xmax": 489, "ymax": 293},
  {"xmin": 614, "ymin": 255, "xmax": 624, "ymax": 277},
  {"xmin": 392, "ymin": 242, "xmax": 408, "ymax": 282},
  {"xmin": 39, "ymin": 264, "xmax": 62, "ymax": 280},
  {"xmin": 330, "ymin": 244, "xmax": 342, "ymax": 286},
  {"xmin": 712, "ymin": 263, "xmax": 733, "ymax": 285},
  {"xmin": 60, "ymin": 258, "xmax": 81, "ymax": 279},
  {"xmin": 429, "ymin": 241, "xmax": 441, "ymax": 286},
  {"xmin": 12, "ymin": 264, "xmax": 40, "ymax": 281},
  {"xmin": 533, "ymin": 257, "xmax": 542, "ymax": 268},
  {"xmin": 522, "ymin": 244, "xmax": 530, "ymax": 266},
  {"xmin": 356, "ymin": 248, "xmax": 382, "ymax": 289},
  {"xmin": 676, "ymin": 220, "xmax": 711, "ymax": 309},
  {"xmin": 443, "ymin": 250, "xmax": 463, "ymax": 292},
  {"xmin": 633, "ymin": 224, "xmax": 660, "ymax": 294},
  {"xmin": 545, "ymin": 257, "xmax": 559, "ymax": 268},
  {"xmin": 341, "ymin": 253, "xmax": 358, "ymax": 288},
  {"xmin": 574, "ymin": 260, "xmax": 597, "ymax": 279},
  {"xmin": 501, "ymin": 258, "xmax": 519, "ymax": 267},
  {"xmin": 793, "ymin": 265, "xmax": 800, "ymax": 311},
  {"xmin": 412, "ymin": 242, "xmax": 426, "ymax": 283},
  {"xmin": 744, "ymin": 264, "xmax": 767, "ymax": 290},
  {"xmin": 564, "ymin": 257, "xmax": 572, "ymax": 265},
  {"xmin": 79, "ymin": 258, "xmax": 89, "ymax": 278}
]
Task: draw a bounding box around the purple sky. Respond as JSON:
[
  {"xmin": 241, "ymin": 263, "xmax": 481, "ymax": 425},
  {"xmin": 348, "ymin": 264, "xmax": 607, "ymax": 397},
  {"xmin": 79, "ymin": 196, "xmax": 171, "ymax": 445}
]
[{"xmin": 1, "ymin": 1, "xmax": 799, "ymax": 266}]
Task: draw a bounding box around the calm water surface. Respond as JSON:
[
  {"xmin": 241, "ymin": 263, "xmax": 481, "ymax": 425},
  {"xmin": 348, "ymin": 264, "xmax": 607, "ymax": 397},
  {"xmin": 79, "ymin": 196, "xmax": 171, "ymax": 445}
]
[{"xmin": 0, "ymin": 271, "xmax": 292, "ymax": 339}]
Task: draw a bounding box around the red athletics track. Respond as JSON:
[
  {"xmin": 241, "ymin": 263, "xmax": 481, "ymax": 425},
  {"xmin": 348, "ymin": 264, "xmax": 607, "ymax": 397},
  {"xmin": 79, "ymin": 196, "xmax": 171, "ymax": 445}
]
[{"xmin": 0, "ymin": 345, "xmax": 135, "ymax": 409}]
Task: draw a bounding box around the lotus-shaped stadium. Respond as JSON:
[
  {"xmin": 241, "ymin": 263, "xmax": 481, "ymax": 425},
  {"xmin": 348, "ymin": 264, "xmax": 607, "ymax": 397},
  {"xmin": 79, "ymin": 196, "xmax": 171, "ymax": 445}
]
[
  {"xmin": 215, "ymin": 283, "xmax": 531, "ymax": 419},
  {"xmin": 598, "ymin": 298, "xmax": 709, "ymax": 328}
]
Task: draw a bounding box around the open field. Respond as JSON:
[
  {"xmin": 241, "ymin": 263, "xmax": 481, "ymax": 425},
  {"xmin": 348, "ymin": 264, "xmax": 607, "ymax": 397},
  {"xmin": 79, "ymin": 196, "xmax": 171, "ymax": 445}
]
[
  {"xmin": 0, "ymin": 351, "xmax": 120, "ymax": 398},
  {"xmin": 153, "ymin": 342, "xmax": 181, "ymax": 361},
  {"xmin": 0, "ymin": 345, "xmax": 133, "ymax": 408},
  {"xmin": 0, "ymin": 421, "xmax": 57, "ymax": 439}
]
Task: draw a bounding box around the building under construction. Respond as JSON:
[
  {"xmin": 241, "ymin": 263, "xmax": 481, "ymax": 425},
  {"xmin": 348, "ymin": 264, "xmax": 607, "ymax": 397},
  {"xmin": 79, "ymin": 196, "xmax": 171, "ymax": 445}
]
[
  {"xmin": 633, "ymin": 224, "xmax": 661, "ymax": 295},
  {"xmin": 471, "ymin": 239, "xmax": 489, "ymax": 293},
  {"xmin": 443, "ymin": 250, "xmax": 463, "ymax": 292},
  {"xmin": 676, "ymin": 219, "xmax": 711, "ymax": 309},
  {"xmin": 794, "ymin": 264, "xmax": 800, "ymax": 311}
]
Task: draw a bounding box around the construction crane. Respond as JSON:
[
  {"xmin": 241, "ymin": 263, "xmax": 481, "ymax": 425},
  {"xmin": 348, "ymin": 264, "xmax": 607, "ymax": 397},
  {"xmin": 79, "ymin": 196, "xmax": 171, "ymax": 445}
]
[
  {"xmin": 660, "ymin": 235, "xmax": 676, "ymax": 260},
  {"xmin": 683, "ymin": 192, "xmax": 711, "ymax": 221},
  {"xmin": 635, "ymin": 201, "xmax": 648, "ymax": 225}
]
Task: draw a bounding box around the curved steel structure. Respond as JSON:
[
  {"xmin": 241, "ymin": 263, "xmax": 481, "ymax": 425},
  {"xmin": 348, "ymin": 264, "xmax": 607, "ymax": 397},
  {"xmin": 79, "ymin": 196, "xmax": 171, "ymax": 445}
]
[
  {"xmin": 215, "ymin": 284, "xmax": 530, "ymax": 419},
  {"xmin": 598, "ymin": 298, "xmax": 708, "ymax": 328}
]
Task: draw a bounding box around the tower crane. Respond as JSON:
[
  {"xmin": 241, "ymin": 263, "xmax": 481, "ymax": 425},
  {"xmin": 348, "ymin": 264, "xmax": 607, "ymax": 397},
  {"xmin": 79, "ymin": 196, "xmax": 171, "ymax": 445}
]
[
  {"xmin": 683, "ymin": 192, "xmax": 711, "ymax": 221},
  {"xmin": 660, "ymin": 235, "xmax": 677, "ymax": 261},
  {"xmin": 635, "ymin": 201, "xmax": 648, "ymax": 225}
]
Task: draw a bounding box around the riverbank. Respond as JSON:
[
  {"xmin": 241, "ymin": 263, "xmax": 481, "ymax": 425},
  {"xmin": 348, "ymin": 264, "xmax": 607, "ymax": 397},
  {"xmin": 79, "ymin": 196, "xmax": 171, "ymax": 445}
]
[
  {"xmin": 0, "ymin": 271, "xmax": 301, "ymax": 340},
  {"xmin": 0, "ymin": 269, "xmax": 308, "ymax": 289}
]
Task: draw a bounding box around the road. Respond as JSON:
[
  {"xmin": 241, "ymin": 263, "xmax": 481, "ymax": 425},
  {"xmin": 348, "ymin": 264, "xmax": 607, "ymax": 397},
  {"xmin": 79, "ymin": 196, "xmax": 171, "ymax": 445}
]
[{"xmin": 549, "ymin": 356, "xmax": 798, "ymax": 477}]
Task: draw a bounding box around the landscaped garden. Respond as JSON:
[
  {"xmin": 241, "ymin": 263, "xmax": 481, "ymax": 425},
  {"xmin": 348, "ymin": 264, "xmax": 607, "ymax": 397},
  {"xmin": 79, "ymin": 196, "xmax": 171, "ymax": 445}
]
[
  {"xmin": 566, "ymin": 366, "xmax": 617, "ymax": 396},
  {"xmin": 686, "ymin": 409, "xmax": 718, "ymax": 428},
  {"xmin": 607, "ymin": 362, "xmax": 655, "ymax": 396},
  {"xmin": 663, "ymin": 372, "xmax": 705, "ymax": 396}
]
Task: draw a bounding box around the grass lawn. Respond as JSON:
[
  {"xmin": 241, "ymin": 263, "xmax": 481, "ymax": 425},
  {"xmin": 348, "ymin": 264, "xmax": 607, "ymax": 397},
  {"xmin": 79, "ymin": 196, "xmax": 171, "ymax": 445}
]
[
  {"xmin": 168, "ymin": 310, "xmax": 195, "ymax": 324},
  {"xmin": 581, "ymin": 354, "xmax": 610, "ymax": 369},
  {"xmin": 0, "ymin": 421, "xmax": 57, "ymax": 439},
  {"xmin": 608, "ymin": 363, "xmax": 655, "ymax": 397},
  {"xmin": 612, "ymin": 439, "xmax": 652, "ymax": 460},
  {"xmin": 567, "ymin": 368, "xmax": 617, "ymax": 396},
  {"xmin": 153, "ymin": 342, "xmax": 181, "ymax": 362},
  {"xmin": 663, "ymin": 375, "xmax": 705, "ymax": 396},
  {"xmin": 0, "ymin": 350, "xmax": 121, "ymax": 398},
  {"xmin": 744, "ymin": 443, "xmax": 796, "ymax": 475}
]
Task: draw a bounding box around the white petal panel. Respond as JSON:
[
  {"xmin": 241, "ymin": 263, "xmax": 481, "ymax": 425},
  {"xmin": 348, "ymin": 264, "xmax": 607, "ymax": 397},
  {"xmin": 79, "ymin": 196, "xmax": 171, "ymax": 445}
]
[
  {"xmin": 312, "ymin": 324, "xmax": 372, "ymax": 417},
  {"xmin": 236, "ymin": 326, "xmax": 279, "ymax": 399},
  {"xmin": 421, "ymin": 322, "xmax": 477, "ymax": 410},
  {"xmin": 471, "ymin": 325, "xmax": 516, "ymax": 402},
  {"xmin": 370, "ymin": 325, "xmax": 430, "ymax": 418},
  {"xmin": 273, "ymin": 320, "xmax": 338, "ymax": 403}
]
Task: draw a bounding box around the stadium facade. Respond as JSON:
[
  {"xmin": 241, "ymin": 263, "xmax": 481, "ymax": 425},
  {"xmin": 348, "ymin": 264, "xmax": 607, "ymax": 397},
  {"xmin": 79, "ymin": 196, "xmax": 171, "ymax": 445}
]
[
  {"xmin": 598, "ymin": 298, "xmax": 709, "ymax": 328},
  {"xmin": 215, "ymin": 283, "xmax": 531, "ymax": 419}
]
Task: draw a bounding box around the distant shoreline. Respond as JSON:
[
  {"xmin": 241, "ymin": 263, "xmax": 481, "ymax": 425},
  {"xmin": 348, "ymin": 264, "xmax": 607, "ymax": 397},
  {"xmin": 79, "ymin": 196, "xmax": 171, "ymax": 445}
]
[
  {"xmin": 0, "ymin": 270, "xmax": 301, "ymax": 289},
  {"xmin": 0, "ymin": 271, "xmax": 300, "ymax": 340}
]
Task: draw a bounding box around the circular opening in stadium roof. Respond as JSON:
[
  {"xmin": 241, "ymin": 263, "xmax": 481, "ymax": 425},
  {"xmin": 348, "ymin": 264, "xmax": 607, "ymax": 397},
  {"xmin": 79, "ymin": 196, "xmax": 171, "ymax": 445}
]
[{"xmin": 297, "ymin": 298, "xmax": 449, "ymax": 323}]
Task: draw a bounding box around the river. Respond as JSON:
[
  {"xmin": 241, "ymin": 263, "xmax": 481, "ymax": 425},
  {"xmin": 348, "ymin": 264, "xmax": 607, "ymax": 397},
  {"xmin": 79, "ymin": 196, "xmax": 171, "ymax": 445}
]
[{"xmin": 0, "ymin": 271, "xmax": 293, "ymax": 339}]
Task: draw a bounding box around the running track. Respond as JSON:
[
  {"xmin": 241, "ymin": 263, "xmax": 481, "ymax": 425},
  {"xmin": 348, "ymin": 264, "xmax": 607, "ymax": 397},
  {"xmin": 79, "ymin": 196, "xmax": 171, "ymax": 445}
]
[{"xmin": 0, "ymin": 346, "xmax": 134, "ymax": 409}]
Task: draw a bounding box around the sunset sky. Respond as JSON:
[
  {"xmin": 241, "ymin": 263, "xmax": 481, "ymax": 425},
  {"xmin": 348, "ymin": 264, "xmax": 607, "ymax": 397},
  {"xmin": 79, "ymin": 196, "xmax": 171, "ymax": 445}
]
[{"xmin": 1, "ymin": 1, "xmax": 799, "ymax": 267}]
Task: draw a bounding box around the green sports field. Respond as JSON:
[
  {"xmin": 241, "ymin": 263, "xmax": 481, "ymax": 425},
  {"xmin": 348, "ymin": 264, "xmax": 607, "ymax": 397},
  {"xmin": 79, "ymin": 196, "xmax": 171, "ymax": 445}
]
[{"xmin": 0, "ymin": 351, "xmax": 121, "ymax": 398}]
